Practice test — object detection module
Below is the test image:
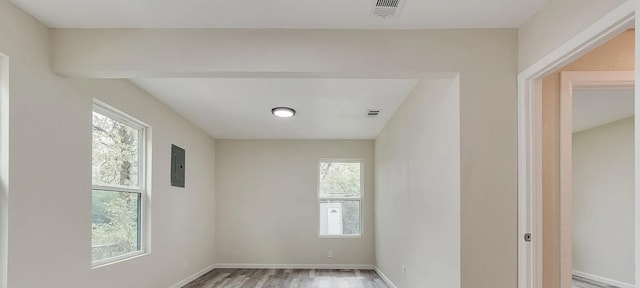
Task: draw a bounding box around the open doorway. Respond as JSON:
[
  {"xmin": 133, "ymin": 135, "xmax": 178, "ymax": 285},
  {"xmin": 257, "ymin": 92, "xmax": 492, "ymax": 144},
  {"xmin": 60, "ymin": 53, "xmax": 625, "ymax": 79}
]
[
  {"xmin": 543, "ymin": 30, "xmax": 635, "ymax": 288},
  {"xmin": 516, "ymin": 5, "xmax": 636, "ymax": 288},
  {"xmin": 561, "ymin": 71, "xmax": 635, "ymax": 288}
]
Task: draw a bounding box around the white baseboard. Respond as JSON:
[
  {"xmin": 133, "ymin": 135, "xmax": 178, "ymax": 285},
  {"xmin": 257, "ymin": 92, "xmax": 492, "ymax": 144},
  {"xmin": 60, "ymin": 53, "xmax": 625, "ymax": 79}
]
[
  {"xmin": 169, "ymin": 264, "xmax": 216, "ymax": 288},
  {"xmin": 573, "ymin": 270, "xmax": 635, "ymax": 288},
  {"xmin": 374, "ymin": 267, "xmax": 398, "ymax": 288},
  {"xmin": 215, "ymin": 263, "xmax": 375, "ymax": 270}
]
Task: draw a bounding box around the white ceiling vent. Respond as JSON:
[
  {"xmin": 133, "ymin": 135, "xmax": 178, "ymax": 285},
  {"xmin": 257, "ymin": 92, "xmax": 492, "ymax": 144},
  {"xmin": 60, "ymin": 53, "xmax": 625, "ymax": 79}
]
[
  {"xmin": 367, "ymin": 109, "xmax": 381, "ymax": 117},
  {"xmin": 371, "ymin": 0, "xmax": 404, "ymax": 17}
]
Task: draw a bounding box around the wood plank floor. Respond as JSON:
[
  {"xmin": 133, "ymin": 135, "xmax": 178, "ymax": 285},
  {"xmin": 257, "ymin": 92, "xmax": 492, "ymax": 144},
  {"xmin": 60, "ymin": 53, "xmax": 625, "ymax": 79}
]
[{"xmin": 182, "ymin": 268, "xmax": 391, "ymax": 288}]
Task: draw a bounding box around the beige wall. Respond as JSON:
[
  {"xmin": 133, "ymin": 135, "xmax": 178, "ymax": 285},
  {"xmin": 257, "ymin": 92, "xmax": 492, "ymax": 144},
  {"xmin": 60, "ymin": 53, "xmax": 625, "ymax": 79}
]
[
  {"xmin": 215, "ymin": 140, "xmax": 375, "ymax": 265},
  {"xmin": 51, "ymin": 27, "xmax": 519, "ymax": 288},
  {"xmin": 375, "ymin": 78, "xmax": 460, "ymax": 288},
  {"xmin": 518, "ymin": 0, "xmax": 628, "ymax": 71},
  {"xmin": 1, "ymin": 0, "xmax": 636, "ymax": 286},
  {"xmin": 541, "ymin": 29, "xmax": 634, "ymax": 288},
  {"xmin": 0, "ymin": 1, "xmax": 217, "ymax": 287},
  {"xmin": 573, "ymin": 117, "xmax": 635, "ymax": 284}
]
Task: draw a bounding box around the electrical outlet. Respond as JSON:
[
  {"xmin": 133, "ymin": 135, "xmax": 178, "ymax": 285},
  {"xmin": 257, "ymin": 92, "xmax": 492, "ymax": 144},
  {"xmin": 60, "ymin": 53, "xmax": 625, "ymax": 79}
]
[
  {"xmin": 402, "ymin": 265, "xmax": 406, "ymax": 279},
  {"xmin": 328, "ymin": 250, "xmax": 333, "ymax": 258},
  {"xmin": 184, "ymin": 260, "xmax": 189, "ymax": 271}
]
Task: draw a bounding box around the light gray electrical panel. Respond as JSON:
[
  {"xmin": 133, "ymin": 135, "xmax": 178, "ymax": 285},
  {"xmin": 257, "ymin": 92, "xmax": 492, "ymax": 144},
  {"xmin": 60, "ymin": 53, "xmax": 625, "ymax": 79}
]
[{"xmin": 171, "ymin": 144, "xmax": 185, "ymax": 188}]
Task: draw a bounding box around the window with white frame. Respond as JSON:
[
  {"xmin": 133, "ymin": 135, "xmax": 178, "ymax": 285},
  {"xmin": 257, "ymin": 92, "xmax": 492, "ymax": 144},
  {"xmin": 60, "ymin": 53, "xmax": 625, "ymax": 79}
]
[
  {"xmin": 91, "ymin": 102, "xmax": 146, "ymax": 265},
  {"xmin": 318, "ymin": 160, "xmax": 362, "ymax": 237}
]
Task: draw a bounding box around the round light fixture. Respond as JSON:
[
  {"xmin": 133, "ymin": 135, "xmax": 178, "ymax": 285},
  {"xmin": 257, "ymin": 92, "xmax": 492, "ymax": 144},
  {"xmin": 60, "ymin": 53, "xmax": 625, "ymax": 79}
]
[{"xmin": 272, "ymin": 107, "xmax": 296, "ymax": 118}]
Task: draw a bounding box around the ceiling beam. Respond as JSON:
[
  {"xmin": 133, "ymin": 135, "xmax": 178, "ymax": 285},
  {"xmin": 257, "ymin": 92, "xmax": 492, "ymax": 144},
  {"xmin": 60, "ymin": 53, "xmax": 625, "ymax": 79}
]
[{"xmin": 51, "ymin": 29, "xmax": 516, "ymax": 78}]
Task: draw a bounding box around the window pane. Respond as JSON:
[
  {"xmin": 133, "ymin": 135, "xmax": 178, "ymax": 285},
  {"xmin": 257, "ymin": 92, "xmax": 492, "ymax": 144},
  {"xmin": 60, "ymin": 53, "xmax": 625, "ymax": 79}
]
[
  {"xmin": 92, "ymin": 111, "xmax": 140, "ymax": 187},
  {"xmin": 319, "ymin": 200, "xmax": 360, "ymax": 236},
  {"xmin": 92, "ymin": 190, "xmax": 141, "ymax": 262},
  {"xmin": 319, "ymin": 162, "xmax": 361, "ymax": 198}
]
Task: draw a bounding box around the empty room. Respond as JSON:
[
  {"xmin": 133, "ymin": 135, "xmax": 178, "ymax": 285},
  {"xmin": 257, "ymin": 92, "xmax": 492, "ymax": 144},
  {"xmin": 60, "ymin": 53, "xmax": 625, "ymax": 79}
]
[{"xmin": 0, "ymin": 0, "xmax": 638, "ymax": 288}]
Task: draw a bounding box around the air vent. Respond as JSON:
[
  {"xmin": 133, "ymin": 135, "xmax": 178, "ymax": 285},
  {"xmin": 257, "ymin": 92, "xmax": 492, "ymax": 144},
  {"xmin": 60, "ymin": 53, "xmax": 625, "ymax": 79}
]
[
  {"xmin": 372, "ymin": 0, "xmax": 403, "ymax": 17},
  {"xmin": 367, "ymin": 109, "xmax": 381, "ymax": 117}
]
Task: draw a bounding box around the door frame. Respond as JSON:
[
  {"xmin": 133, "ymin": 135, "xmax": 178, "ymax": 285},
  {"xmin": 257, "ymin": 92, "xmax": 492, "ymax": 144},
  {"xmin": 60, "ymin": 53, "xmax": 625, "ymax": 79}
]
[{"xmin": 516, "ymin": 2, "xmax": 636, "ymax": 288}]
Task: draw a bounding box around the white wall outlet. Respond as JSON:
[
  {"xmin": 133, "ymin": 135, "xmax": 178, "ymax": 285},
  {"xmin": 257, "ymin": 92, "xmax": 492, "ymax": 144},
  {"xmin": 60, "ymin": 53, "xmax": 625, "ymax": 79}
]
[
  {"xmin": 328, "ymin": 250, "xmax": 333, "ymax": 258},
  {"xmin": 184, "ymin": 260, "xmax": 189, "ymax": 271},
  {"xmin": 402, "ymin": 264, "xmax": 407, "ymax": 279}
]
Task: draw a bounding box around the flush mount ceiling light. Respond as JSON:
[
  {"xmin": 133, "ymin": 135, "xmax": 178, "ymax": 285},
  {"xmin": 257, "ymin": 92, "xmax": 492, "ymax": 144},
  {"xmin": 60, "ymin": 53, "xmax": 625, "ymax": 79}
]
[{"xmin": 272, "ymin": 107, "xmax": 296, "ymax": 118}]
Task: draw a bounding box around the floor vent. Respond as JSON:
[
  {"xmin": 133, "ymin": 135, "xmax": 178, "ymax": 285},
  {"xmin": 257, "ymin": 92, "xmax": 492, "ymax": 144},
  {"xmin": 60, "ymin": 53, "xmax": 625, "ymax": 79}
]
[
  {"xmin": 372, "ymin": 0, "xmax": 403, "ymax": 17},
  {"xmin": 367, "ymin": 109, "xmax": 381, "ymax": 117}
]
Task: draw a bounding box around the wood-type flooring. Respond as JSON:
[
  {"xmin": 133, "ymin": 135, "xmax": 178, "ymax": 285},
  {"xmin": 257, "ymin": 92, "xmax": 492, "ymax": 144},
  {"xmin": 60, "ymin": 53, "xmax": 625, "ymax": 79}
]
[{"xmin": 182, "ymin": 268, "xmax": 391, "ymax": 288}]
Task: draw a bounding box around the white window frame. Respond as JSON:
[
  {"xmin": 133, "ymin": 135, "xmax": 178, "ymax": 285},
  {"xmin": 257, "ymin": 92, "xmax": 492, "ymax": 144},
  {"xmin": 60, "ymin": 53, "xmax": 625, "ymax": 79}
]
[
  {"xmin": 317, "ymin": 158, "xmax": 363, "ymax": 238},
  {"xmin": 91, "ymin": 100, "xmax": 148, "ymax": 267}
]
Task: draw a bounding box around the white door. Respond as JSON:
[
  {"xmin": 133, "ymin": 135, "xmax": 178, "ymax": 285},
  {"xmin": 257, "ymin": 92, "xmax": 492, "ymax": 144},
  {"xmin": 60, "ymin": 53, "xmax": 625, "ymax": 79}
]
[{"xmin": 327, "ymin": 205, "xmax": 342, "ymax": 235}]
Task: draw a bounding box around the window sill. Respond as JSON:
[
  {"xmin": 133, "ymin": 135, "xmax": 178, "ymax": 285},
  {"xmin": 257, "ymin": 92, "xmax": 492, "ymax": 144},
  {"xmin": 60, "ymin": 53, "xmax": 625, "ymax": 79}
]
[
  {"xmin": 319, "ymin": 235, "xmax": 362, "ymax": 239},
  {"xmin": 91, "ymin": 251, "xmax": 148, "ymax": 269}
]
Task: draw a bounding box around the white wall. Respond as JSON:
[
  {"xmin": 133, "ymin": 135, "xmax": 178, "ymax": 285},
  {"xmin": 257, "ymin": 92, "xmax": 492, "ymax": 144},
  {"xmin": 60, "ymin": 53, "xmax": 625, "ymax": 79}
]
[
  {"xmin": 518, "ymin": 0, "xmax": 628, "ymax": 71},
  {"xmin": 0, "ymin": 1, "xmax": 216, "ymax": 287},
  {"xmin": 375, "ymin": 77, "xmax": 460, "ymax": 288},
  {"xmin": 215, "ymin": 140, "xmax": 375, "ymax": 266},
  {"xmin": 572, "ymin": 117, "xmax": 635, "ymax": 284}
]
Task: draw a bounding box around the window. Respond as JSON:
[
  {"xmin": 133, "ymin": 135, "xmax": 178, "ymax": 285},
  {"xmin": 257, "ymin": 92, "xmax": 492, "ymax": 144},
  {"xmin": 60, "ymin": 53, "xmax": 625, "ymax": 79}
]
[
  {"xmin": 91, "ymin": 102, "xmax": 146, "ymax": 266},
  {"xmin": 318, "ymin": 160, "xmax": 362, "ymax": 237}
]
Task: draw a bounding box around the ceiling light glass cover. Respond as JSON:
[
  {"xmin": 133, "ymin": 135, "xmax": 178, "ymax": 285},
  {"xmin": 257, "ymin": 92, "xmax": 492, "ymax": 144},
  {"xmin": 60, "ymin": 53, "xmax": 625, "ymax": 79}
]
[{"xmin": 272, "ymin": 107, "xmax": 296, "ymax": 118}]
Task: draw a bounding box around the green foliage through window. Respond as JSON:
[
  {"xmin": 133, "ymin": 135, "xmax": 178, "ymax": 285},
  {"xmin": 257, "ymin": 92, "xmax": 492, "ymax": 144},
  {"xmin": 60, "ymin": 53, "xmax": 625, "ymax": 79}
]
[
  {"xmin": 319, "ymin": 162, "xmax": 361, "ymax": 198},
  {"xmin": 91, "ymin": 190, "xmax": 140, "ymax": 262},
  {"xmin": 92, "ymin": 112, "xmax": 139, "ymax": 187},
  {"xmin": 91, "ymin": 107, "xmax": 144, "ymax": 264}
]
